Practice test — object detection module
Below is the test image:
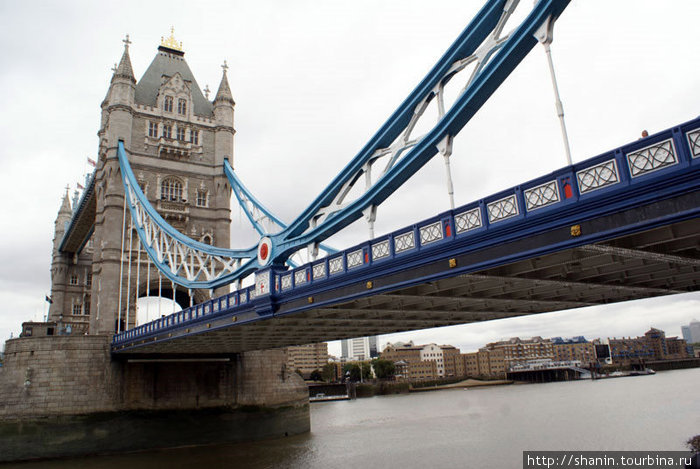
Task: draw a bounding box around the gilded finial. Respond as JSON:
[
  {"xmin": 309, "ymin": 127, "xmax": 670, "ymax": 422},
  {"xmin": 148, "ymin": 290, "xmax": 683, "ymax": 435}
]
[
  {"xmin": 222, "ymin": 60, "xmax": 229, "ymax": 74},
  {"xmin": 204, "ymin": 85, "xmax": 210, "ymax": 99},
  {"xmin": 111, "ymin": 63, "xmax": 117, "ymax": 73},
  {"xmin": 123, "ymin": 34, "xmax": 131, "ymax": 51},
  {"xmin": 160, "ymin": 26, "xmax": 183, "ymax": 52}
]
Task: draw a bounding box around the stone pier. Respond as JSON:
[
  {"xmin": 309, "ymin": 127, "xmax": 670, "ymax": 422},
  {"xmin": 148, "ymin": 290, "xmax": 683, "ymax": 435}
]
[{"xmin": 0, "ymin": 335, "xmax": 309, "ymax": 462}]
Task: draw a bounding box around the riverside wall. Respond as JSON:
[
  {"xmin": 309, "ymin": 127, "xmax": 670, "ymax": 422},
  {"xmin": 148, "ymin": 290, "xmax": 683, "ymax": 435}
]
[{"xmin": 0, "ymin": 335, "xmax": 309, "ymax": 462}]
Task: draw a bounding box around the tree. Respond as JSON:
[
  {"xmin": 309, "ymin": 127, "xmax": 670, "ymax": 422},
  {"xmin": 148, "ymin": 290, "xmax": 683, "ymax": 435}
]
[
  {"xmin": 321, "ymin": 363, "xmax": 336, "ymax": 382},
  {"xmin": 309, "ymin": 369, "xmax": 322, "ymax": 382},
  {"xmin": 687, "ymin": 435, "xmax": 700, "ymax": 453},
  {"xmin": 371, "ymin": 358, "xmax": 395, "ymax": 379},
  {"xmin": 342, "ymin": 362, "xmax": 372, "ymax": 381}
]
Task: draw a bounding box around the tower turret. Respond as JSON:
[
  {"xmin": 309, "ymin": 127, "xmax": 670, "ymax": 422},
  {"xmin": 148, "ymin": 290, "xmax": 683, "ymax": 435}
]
[{"xmin": 213, "ymin": 61, "xmax": 235, "ymax": 167}]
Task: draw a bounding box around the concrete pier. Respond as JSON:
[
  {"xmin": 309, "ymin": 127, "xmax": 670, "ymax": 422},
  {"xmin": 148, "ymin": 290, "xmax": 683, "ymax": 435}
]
[{"xmin": 0, "ymin": 336, "xmax": 309, "ymax": 462}]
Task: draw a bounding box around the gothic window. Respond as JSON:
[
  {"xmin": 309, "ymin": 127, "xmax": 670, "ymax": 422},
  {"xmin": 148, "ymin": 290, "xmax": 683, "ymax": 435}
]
[
  {"xmin": 148, "ymin": 121, "xmax": 158, "ymax": 137},
  {"xmin": 161, "ymin": 178, "xmax": 183, "ymax": 202},
  {"xmin": 162, "ymin": 124, "xmax": 172, "ymax": 139},
  {"xmin": 164, "ymin": 96, "xmax": 173, "ymax": 112},
  {"xmin": 201, "ymin": 234, "xmax": 213, "ymax": 245},
  {"xmin": 72, "ymin": 303, "xmax": 82, "ymax": 315},
  {"xmin": 86, "ymin": 273, "xmax": 92, "ymax": 286},
  {"xmin": 190, "ymin": 129, "xmax": 199, "ymax": 145},
  {"xmin": 178, "ymin": 98, "xmax": 187, "ymax": 115},
  {"xmin": 196, "ymin": 189, "xmax": 208, "ymax": 207},
  {"xmin": 70, "ymin": 275, "xmax": 79, "ymax": 285},
  {"xmin": 84, "ymin": 300, "xmax": 91, "ymax": 315},
  {"xmin": 176, "ymin": 126, "xmax": 186, "ymax": 141}
]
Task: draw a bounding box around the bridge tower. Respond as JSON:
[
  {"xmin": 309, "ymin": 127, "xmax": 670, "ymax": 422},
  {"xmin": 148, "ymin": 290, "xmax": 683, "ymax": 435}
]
[
  {"xmin": 80, "ymin": 31, "xmax": 234, "ymax": 334},
  {"xmin": 47, "ymin": 189, "xmax": 93, "ymax": 333}
]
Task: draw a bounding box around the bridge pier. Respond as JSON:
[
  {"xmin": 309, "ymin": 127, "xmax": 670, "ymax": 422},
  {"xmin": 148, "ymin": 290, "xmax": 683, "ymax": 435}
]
[{"xmin": 0, "ymin": 336, "xmax": 309, "ymax": 462}]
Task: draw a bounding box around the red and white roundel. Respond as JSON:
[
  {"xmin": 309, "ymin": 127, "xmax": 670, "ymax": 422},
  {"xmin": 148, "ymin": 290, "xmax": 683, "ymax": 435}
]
[{"xmin": 257, "ymin": 237, "xmax": 272, "ymax": 266}]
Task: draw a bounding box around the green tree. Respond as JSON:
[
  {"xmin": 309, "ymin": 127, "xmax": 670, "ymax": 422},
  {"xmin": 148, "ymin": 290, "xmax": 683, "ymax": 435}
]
[
  {"xmin": 687, "ymin": 434, "xmax": 700, "ymax": 453},
  {"xmin": 309, "ymin": 369, "xmax": 322, "ymax": 381},
  {"xmin": 371, "ymin": 358, "xmax": 395, "ymax": 379},
  {"xmin": 321, "ymin": 363, "xmax": 336, "ymax": 382},
  {"xmin": 343, "ymin": 363, "xmax": 360, "ymax": 381}
]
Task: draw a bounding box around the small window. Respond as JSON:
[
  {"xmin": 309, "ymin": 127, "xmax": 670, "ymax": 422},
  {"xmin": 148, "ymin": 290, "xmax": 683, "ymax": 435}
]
[
  {"xmin": 72, "ymin": 304, "xmax": 82, "ymax": 315},
  {"xmin": 190, "ymin": 130, "xmax": 199, "ymax": 145},
  {"xmin": 178, "ymin": 98, "xmax": 187, "ymax": 115},
  {"xmin": 176, "ymin": 127, "xmax": 186, "ymax": 141},
  {"xmin": 201, "ymin": 234, "xmax": 213, "ymax": 245},
  {"xmin": 148, "ymin": 121, "xmax": 158, "ymax": 137},
  {"xmin": 162, "ymin": 124, "xmax": 172, "ymax": 139},
  {"xmin": 84, "ymin": 301, "xmax": 91, "ymax": 315},
  {"xmin": 164, "ymin": 96, "xmax": 173, "ymax": 112},
  {"xmin": 86, "ymin": 273, "xmax": 92, "ymax": 287},
  {"xmin": 161, "ymin": 178, "xmax": 183, "ymax": 202},
  {"xmin": 196, "ymin": 190, "xmax": 208, "ymax": 207},
  {"xmin": 70, "ymin": 275, "xmax": 79, "ymax": 285}
]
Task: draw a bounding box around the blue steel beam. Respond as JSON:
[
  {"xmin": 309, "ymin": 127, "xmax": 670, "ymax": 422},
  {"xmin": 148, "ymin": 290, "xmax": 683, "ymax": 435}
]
[
  {"xmin": 269, "ymin": 0, "xmax": 571, "ymax": 262},
  {"xmin": 111, "ymin": 117, "xmax": 700, "ymax": 351}
]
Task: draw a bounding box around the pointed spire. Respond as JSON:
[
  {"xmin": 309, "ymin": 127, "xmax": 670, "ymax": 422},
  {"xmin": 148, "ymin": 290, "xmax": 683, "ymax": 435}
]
[
  {"xmin": 58, "ymin": 186, "xmax": 72, "ymax": 216},
  {"xmin": 214, "ymin": 61, "xmax": 235, "ymax": 105},
  {"xmin": 113, "ymin": 34, "xmax": 135, "ymax": 83}
]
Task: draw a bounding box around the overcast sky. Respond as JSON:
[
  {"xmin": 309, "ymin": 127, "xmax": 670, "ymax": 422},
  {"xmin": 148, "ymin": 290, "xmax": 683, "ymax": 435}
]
[{"xmin": 1, "ymin": 0, "xmax": 699, "ymax": 355}]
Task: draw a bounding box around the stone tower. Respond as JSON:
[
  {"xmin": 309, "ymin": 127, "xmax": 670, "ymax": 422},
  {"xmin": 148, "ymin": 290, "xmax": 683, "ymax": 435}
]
[
  {"xmin": 49, "ymin": 32, "xmax": 234, "ymax": 335},
  {"xmin": 47, "ymin": 189, "xmax": 93, "ymax": 334}
]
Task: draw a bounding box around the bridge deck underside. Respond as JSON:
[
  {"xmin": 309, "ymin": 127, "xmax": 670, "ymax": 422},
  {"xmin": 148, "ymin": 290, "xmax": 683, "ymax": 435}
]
[{"xmin": 116, "ymin": 216, "xmax": 699, "ymax": 356}]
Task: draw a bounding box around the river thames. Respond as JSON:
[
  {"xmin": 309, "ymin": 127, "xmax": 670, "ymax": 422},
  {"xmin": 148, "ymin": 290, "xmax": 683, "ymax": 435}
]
[{"xmin": 6, "ymin": 368, "xmax": 699, "ymax": 468}]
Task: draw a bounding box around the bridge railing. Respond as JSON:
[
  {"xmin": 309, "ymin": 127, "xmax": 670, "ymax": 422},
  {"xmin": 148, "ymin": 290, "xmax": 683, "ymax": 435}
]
[{"xmin": 112, "ymin": 116, "xmax": 700, "ymax": 347}]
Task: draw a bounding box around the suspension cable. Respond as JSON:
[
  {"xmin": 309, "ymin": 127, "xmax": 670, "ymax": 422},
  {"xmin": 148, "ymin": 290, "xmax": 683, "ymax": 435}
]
[{"xmin": 125, "ymin": 219, "xmax": 134, "ymax": 330}]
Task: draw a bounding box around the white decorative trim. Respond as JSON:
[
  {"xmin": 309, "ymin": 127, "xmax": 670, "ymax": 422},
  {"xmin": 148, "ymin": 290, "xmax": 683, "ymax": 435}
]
[
  {"xmin": 524, "ymin": 181, "xmax": 560, "ymax": 211},
  {"xmin": 294, "ymin": 270, "xmax": 307, "ymax": 286},
  {"xmin": 455, "ymin": 208, "xmax": 482, "ymax": 233},
  {"xmin": 394, "ymin": 231, "xmax": 415, "ymax": 253},
  {"xmin": 371, "ymin": 240, "xmax": 390, "ymax": 260},
  {"xmin": 281, "ymin": 274, "xmax": 292, "ymax": 291},
  {"xmin": 487, "ymin": 195, "xmax": 519, "ymax": 222},
  {"xmin": 347, "ymin": 249, "xmax": 363, "ymax": 269},
  {"xmin": 419, "ymin": 221, "xmax": 443, "ymax": 245},
  {"xmin": 576, "ymin": 160, "xmax": 619, "ymax": 194},
  {"xmin": 687, "ymin": 128, "xmax": 700, "ymax": 158},
  {"xmin": 312, "ymin": 263, "xmax": 326, "ymax": 280},
  {"xmin": 329, "ymin": 256, "xmax": 344, "ymax": 275},
  {"xmin": 626, "ymin": 139, "xmax": 677, "ymax": 177}
]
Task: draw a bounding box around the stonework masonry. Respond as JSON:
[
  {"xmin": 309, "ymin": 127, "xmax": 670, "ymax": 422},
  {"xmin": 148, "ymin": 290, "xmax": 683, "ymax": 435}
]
[{"xmin": 0, "ymin": 336, "xmax": 309, "ymax": 461}]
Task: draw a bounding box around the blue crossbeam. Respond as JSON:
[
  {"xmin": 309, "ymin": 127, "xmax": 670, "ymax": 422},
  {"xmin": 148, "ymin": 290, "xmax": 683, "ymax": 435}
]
[{"xmin": 112, "ymin": 116, "xmax": 700, "ymax": 349}]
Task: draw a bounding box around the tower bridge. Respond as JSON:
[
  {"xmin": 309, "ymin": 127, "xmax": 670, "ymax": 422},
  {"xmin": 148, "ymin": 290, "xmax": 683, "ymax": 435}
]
[{"xmin": 2, "ymin": 0, "xmax": 699, "ymax": 461}]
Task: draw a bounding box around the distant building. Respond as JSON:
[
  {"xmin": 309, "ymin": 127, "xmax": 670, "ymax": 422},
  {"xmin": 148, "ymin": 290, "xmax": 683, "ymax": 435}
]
[
  {"xmin": 607, "ymin": 328, "xmax": 689, "ymax": 365},
  {"xmin": 681, "ymin": 319, "xmax": 700, "ymax": 344},
  {"xmin": 381, "ymin": 341, "xmax": 446, "ymax": 380},
  {"xmin": 551, "ymin": 337, "xmax": 596, "ymax": 366},
  {"xmin": 341, "ymin": 336, "xmax": 379, "ymax": 361},
  {"xmin": 287, "ymin": 342, "xmax": 329, "ymax": 378}
]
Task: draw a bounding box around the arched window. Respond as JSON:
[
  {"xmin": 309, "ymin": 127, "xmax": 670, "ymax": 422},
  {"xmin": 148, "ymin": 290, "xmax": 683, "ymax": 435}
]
[
  {"xmin": 201, "ymin": 234, "xmax": 213, "ymax": 245},
  {"xmin": 196, "ymin": 189, "xmax": 208, "ymax": 207},
  {"xmin": 178, "ymin": 98, "xmax": 187, "ymax": 115},
  {"xmin": 161, "ymin": 178, "xmax": 183, "ymax": 202},
  {"xmin": 164, "ymin": 96, "xmax": 173, "ymax": 112}
]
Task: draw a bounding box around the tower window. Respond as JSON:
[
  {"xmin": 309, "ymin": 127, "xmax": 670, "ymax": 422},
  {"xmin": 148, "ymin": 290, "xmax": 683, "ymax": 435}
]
[
  {"xmin": 148, "ymin": 121, "xmax": 158, "ymax": 137},
  {"xmin": 70, "ymin": 275, "xmax": 79, "ymax": 285},
  {"xmin": 162, "ymin": 124, "xmax": 172, "ymax": 139},
  {"xmin": 196, "ymin": 190, "xmax": 208, "ymax": 207},
  {"xmin": 201, "ymin": 234, "xmax": 213, "ymax": 245},
  {"xmin": 72, "ymin": 303, "xmax": 82, "ymax": 315},
  {"xmin": 164, "ymin": 96, "xmax": 173, "ymax": 112},
  {"xmin": 86, "ymin": 273, "xmax": 92, "ymax": 286},
  {"xmin": 178, "ymin": 98, "xmax": 187, "ymax": 115},
  {"xmin": 176, "ymin": 127, "xmax": 186, "ymax": 141},
  {"xmin": 161, "ymin": 178, "xmax": 183, "ymax": 202},
  {"xmin": 84, "ymin": 300, "xmax": 91, "ymax": 315},
  {"xmin": 190, "ymin": 130, "xmax": 199, "ymax": 145}
]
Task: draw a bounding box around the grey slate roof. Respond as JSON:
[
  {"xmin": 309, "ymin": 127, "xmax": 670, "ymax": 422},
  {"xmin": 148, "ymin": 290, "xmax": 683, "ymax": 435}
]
[{"xmin": 134, "ymin": 48, "xmax": 213, "ymax": 117}]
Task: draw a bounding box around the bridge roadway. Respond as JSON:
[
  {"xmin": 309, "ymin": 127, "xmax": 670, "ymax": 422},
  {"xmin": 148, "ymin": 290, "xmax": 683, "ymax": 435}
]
[{"xmin": 112, "ymin": 117, "xmax": 700, "ymax": 356}]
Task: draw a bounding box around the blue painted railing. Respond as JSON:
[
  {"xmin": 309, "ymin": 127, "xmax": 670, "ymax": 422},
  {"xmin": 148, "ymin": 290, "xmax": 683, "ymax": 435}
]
[{"xmin": 112, "ymin": 116, "xmax": 700, "ymax": 347}]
